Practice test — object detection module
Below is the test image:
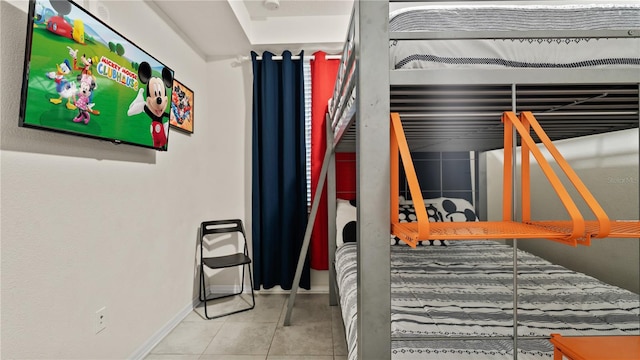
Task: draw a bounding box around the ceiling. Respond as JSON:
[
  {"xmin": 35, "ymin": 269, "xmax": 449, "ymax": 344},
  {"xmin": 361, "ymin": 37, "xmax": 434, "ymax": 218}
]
[{"xmin": 147, "ymin": 0, "xmax": 354, "ymax": 61}]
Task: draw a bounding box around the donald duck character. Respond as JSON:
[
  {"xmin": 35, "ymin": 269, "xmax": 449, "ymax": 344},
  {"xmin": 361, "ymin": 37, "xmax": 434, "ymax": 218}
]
[{"xmin": 46, "ymin": 59, "xmax": 77, "ymax": 110}]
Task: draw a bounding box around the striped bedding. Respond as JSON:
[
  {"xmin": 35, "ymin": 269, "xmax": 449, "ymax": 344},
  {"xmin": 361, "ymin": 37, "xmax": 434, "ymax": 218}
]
[
  {"xmin": 329, "ymin": 4, "xmax": 640, "ymax": 132},
  {"xmin": 388, "ymin": 4, "xmax": 640, "ymax": 70},
  {"xmin": 335, "ymin": 240, "xmax": 640, "ymax": 360}
]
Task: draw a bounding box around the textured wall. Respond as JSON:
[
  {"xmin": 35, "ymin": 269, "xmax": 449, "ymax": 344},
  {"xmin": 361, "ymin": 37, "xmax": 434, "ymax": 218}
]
[{"xmin": 1, "ymin": 1, "xmax": 247, "ymax": 358}]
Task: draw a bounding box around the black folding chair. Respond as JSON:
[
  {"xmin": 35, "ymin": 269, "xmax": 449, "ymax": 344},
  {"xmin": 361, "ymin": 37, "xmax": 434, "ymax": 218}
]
[{"xmin": 199, "ymin": 219, "xmax": 255, "ymax": 319}]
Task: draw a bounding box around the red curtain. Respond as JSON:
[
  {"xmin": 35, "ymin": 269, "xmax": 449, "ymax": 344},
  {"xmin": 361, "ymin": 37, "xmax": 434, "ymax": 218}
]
[
  {"xmin": 310, "ymin": 51, "xmax": 340, "ymax": 270},
  {"xmin": 335, "ymin": 153, "xmax": 356, "ymax": 201}
]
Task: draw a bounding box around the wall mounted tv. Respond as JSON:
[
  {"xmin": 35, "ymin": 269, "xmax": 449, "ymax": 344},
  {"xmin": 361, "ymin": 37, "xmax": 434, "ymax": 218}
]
[{"xmin": 19, "ymin": 0, "xmax": 175, "ymax": 151}]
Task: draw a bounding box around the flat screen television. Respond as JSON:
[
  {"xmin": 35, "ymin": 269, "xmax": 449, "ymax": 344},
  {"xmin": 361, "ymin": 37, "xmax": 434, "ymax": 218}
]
[{"xmin": 19, "ymin": 0, "xmax": 175, "ymax": 151}]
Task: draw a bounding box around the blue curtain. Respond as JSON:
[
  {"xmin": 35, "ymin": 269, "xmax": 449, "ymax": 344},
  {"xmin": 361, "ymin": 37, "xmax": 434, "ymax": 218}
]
[{"xmin": 251, "ymin": 51, "xmax": 310, "ymax": 290}]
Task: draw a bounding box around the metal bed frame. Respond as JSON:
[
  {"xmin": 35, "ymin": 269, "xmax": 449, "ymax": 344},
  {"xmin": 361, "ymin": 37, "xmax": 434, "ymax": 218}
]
[{"xmin": 284, "ymin": 1, "xmax": 640, "ymax": 359}]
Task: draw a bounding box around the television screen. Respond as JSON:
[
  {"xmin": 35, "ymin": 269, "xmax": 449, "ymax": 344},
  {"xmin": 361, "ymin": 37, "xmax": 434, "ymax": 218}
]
[{"xmin": 19, "ymin": 0, "xmax": 174, "ymax": 151}]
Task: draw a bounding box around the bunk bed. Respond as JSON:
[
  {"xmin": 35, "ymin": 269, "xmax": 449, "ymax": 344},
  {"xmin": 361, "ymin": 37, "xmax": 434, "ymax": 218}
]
[
  {"xmin": 335, "ymin": 216, "xmax": 640, "ymax": 359},
  {"xmin": 284, "ymin": 1, "xmax": 640, "ymax": 359}
]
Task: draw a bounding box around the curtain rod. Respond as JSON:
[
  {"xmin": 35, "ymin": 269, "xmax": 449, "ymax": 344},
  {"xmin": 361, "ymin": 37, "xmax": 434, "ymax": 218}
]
[{"xmin": 240, "ymin": 54, "xmax": 342, "ymax": 62}]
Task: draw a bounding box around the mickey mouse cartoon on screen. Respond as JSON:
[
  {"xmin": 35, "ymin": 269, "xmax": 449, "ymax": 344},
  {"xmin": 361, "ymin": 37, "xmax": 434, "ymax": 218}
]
[{"xmin": 127, "ymin": 62, "xmax": 173, "ymax": 149}]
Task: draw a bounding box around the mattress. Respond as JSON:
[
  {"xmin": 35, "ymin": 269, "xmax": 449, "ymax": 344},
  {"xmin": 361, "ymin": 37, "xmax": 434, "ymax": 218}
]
[
  {"xmin": 335, "ymin": 240, "xmax": 640, "ymax": 360},
  {"xmin": 329, "ymin": 4, "xmax": 640, "ymax": 140},
  {"xmin": 389, "ymin": 4, "xmax": 640, "ymax": 32},
  {"xmin": 389, "ymin": 4, "xmax": 640, "ymax": 70}
]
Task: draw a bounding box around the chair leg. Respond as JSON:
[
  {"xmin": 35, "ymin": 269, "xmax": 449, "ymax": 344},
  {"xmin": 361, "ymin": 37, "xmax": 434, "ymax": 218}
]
[
  {"xmin": 240, "ymin": 261, "xmax": 246, "ymax": 294},
  {"xmin": 200, "ymin": 263, "xmax": 211, "ymax": 320},
  {"xmin": 247, "ymin": 263, "xmax": 256, "ymax": 309},
  {"xmin": 199, "ymin": 263, "xmax": 256, "ymax": 320},
  {"xmin": 199, "ymin": 263, "xmax": 206, "ymax": 302}
]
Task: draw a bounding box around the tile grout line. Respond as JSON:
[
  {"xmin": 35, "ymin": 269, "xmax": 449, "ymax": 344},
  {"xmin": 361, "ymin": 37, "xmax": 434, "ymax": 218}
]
[
  {"xmin": 331, "ymin": 304, "xmax": 336, "ymax": 360},
  {"xmin": 194, "ymin": 301, "xmax": 229, "ymax": 359},
  {"xmin": 265, "ymin": 296, "xmax": 288, "ymax": 359}
]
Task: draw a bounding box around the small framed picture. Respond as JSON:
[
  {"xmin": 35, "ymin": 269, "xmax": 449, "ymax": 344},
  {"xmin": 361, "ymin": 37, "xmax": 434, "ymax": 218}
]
[{"xmin": 169, "ymin": 79, "xmax": 194, "ymax": 134}]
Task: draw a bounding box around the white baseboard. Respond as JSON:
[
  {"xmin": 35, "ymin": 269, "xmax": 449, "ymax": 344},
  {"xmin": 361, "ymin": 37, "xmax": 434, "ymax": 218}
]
[
  {"xmin": 207, "ymin": 284, "xmax": 330, "ymax": 295},
  {"xmin": 255, "ymin": 285, "xmax": 329, "ymax": 294},
  {"xmin": 207, "ymin": 285, "xmax": 242, "ymax": 294},
  {"xmin": 128, "ymin": 296, "xmax": 200, "ymax": 360}
]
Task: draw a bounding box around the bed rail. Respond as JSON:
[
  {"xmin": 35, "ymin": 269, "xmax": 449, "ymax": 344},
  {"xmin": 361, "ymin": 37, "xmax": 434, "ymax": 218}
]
[
  {"xmin": 329, "ymin": 6, "xmax": 357, "ymax": 144},
  {"xmin": 390, "ymin": 29, "xmax": 639, "ymax": 40}
]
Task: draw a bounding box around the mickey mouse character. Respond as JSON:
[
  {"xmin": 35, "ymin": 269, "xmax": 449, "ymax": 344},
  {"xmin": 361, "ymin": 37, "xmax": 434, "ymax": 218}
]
[
  {"xmin": 127, "ymin": 62, "xmax": 173, "ymax": 149},
  {"xmin": 171, "ymin": 86, "xmax": 192, "ymax": 125}
]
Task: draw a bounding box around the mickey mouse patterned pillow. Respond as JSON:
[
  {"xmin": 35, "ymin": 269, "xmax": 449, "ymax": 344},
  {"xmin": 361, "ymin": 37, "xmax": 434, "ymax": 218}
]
[
  {"xmin": 336, "ymin": 197, "xmax": 478, "ymax": 248},
  {"xmin": 391, "ymin": 197, "xmax": 478, "ymax": 246},
  {"xmin": 336, "ymin": 199, "xmax": 358, "ymax": 247}
]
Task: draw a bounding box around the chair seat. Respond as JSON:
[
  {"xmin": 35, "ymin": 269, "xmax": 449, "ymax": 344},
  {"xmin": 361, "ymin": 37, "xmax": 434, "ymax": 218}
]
[
  {"xmin": 203, "ymin": 253, "xmax": 251, "ymax": 269},
  {"xmin": 200, "ymin": 219, "xmax": 254, "ymax": 319}
]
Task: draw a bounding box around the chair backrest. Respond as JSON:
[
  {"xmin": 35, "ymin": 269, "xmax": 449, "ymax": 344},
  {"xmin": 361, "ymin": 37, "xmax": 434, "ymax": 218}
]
[
  {"xmin": 200, "ymin": 219, "xmax": 249, "ymax": 256},
  {"xmin": 201, "ymin": 219, "xmax": 245, "ymax": 237}
]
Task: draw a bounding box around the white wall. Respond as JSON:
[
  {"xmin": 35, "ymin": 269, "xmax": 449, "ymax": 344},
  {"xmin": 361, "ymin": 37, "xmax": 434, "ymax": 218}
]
[
  {"xmin": 485, "ymin": 129, "xmax": 639, "ymax": 293},
  {"xmin": 1, "ymin": 1, "xmax": 246, "ymax": 358}
]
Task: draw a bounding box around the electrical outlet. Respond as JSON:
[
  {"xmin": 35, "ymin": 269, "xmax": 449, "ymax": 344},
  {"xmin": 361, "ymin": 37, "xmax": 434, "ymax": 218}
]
[{"xmin": 95, "ymin": 307, "xmax": 107, "ymax": 334}]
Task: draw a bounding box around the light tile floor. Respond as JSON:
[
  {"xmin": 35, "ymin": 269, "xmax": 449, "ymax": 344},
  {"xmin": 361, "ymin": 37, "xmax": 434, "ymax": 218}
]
[{"xmin": 146, "ymin": 294, "xmax": 348, "ymax": 360}]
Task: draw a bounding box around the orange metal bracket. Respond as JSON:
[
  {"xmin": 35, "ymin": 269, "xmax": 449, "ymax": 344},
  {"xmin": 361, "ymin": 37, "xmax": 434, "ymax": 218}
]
[
  {"xmin": 518, "ymin": 111, "xmax": 610, "ymax": 243},
  {"xmin": 391, "ymin": 112, "xmax": 570, "ymax": 247},
  {"xmin": 390, "ymin": 112, "xmax": 638, "ymax": 247},
  {"xmin": 502, "ymin": 112, "xmax": 586, "ymax": 245},
  {"xmin": 503, "ymin": 114, "xmax": 514, "ymax": 221},
  {"xmin": 391, "ymin": 112, "xmax": 429, "ymax": 247}
]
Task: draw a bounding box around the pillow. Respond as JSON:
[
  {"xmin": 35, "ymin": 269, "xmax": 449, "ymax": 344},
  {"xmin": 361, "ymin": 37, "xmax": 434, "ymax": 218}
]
[
  {"xmin": 392, "ymin": 197, "xmax": 478, "ymax": 246},
  {"xmin": 336, "ymin": 199, "xmax": 357, "ymax": 247},
  {"xmin": 335, "ymin": 197, "xmax": 478, "ymax": 247},
  {"xmin": 438, "ymin": 197, "xmax": 478, "ymax": 222}
]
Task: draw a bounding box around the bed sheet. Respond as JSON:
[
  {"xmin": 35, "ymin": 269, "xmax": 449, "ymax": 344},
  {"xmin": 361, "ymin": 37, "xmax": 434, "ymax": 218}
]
[
  {"xmin": 335, "ymin": 241, "xmax": 640, "ymax": 360},
  {"xmin": 390, "ymin": 38, "xmax": 640, "ymax": 70},
  {"xmin": 389, "ymin": 4, "xmax": 640, "ymax": 32},
  {"xmin": 388, "ymin": 4, "xmax": 640, "ymax": 70}
]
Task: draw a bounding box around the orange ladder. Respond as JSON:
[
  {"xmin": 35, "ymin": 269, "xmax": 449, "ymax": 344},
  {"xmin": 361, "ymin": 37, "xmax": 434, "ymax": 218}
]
[{"xmin": 390, "ymin": 111, "xmax": 640, "ymax": 248}]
